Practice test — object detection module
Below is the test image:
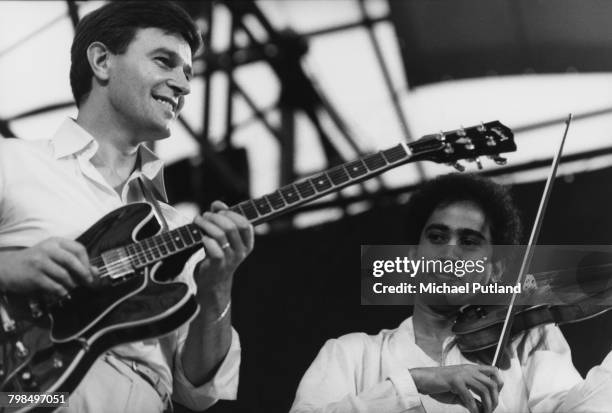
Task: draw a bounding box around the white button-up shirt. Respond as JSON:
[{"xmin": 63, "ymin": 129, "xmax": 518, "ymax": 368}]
[
  {"xmin": 291, "ymin": 317, "xmax": 612, "ymax": 412},
  {"xmin": 0, "ymin": 118, "xmax": 240, "ymax": 410}
]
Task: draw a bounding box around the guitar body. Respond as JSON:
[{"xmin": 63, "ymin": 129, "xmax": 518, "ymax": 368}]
[{"xmin": 0, "ymin": 204, "xmax": 199, "ymax": 411}]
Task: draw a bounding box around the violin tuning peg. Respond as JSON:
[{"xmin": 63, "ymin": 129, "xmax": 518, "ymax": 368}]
[
  {"xmin": 477, "ymin": 122, "xmax": 486, "ymax": 132},
  {"xmin": 447, "ymin": 162, "xmax": 466, "ymax": 172}
]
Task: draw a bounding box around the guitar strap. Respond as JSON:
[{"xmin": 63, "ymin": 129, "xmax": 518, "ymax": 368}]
[{"xmin": 138, "ymin": 175, "xmax": 170, "ymax": 232}]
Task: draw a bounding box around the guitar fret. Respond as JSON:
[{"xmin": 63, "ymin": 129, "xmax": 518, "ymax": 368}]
[
  {"xmin": 327, "ymin": 166, "xmax": 349, "ymax": 185},
  {"xmin": 229, "ymin": 205, "xmax": 243, "ymax": 216},
  {"xmin": 159, "ymin": 242, "xmax": 168, "ymax": 256},
  {"xmin": 126, "ymin": 244, "xmax": 137, "ymax": 265},
  {"xmin": 172, "ymin": 230, "xmax": 185, "ymax": 249},
  {"xmin": 280, "ymin": 185, "xmax": 300, "ymax": 204},
  {"xmin": 382, "ymin": 144, "xmax": 408, "ymax": 163},
  {"xmin": 346, "ymin": 160, "xmax": 368, "ymax": 178},
  {"xmin": 179, "ymin": 226, "xmax": 195, "ymax": 246},
  {"xmin": 149, "ymin": 238, "xmax": 162, "ymax": 260},
  {"xmin": 133, "ymin": 243, "xmax": 145, "ymax": 266},
  {"xmin": 143, "ymin": 238, "xmax": 154, "ymax": 262},
  {"xmin": 188, "ymin": 225, "xmax": 203, "ymax": 243},
  {"xmin": 266, "ymin": 192, "xmax": 286, "ymax": 210},
  {"xmin": 253, "ymin": 197, "xmax": 272, "ymax": 215},
  {"xmin": 151, "ymin": 238, "xmax": 163, "ymax": 258},
  {"xmin": 239, "ymin": 201, "xmax": 259, "ymax": 220},
  {"xmin": 311, "ymin": 174, "xmax": 332, "ymax": 192},
  {"xmin": 295, "ymin": 181, "xmax": 316, "ymax": 198},
  {"xmin": 363, "ymin": 153, "xmax": 387, "ymax": 170},
  {"xmin": 164, "ymin": 232, "xmax": 177, "ymax": 252}
]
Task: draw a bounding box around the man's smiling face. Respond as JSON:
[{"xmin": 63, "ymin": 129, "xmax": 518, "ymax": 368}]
[{"xmin": 106, "ymin": 27, "xmax": 193, "ymax": 141}]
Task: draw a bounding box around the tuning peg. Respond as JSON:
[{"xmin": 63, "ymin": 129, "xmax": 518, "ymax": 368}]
[
  {"xmin": 458, "ymin": 126, "xmax": 467, "ymax": 137},
  {"xmin": 465, "ymin": 138, "xmax": 475, "ymax": 151},
  {"xmin": 466, "ymin": 157, "xmax": 483, "ymax": 169},
  {"xmin": 444, "ymin": 143, "xmax": 454, "ymax": 154},
  {"xmin": 486, "ymin": 136, "xmax": 497, "ymax": 147},
  {"xmin": 488, "ymin": 155, "xmax": 507, "ymax": 165},
  {"xmin": 477, "ymin": 122, "xmax": 486, "ymax": 132},
  {"xmin": 447, "ymin": 162, "xmax": 465, "ymax": 172}
]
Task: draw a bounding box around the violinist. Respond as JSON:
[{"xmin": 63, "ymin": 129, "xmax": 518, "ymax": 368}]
[{"xmin": 290, "ymin": 173, "xmax": 612, "ymax": 413}]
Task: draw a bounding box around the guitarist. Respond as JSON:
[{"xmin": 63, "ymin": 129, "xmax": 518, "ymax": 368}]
[
  {"xmin": 290, "ymin": 173, "xmax": 612, "ymax": 413},
  {"xmin": 0, "ymin": 1, "xmax": 253, "ymax": 412}
]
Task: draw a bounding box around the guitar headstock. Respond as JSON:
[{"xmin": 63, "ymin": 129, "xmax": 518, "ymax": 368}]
[{"xmin": 408, "ymin": 121, "xmax": 516, "ymax": 170}]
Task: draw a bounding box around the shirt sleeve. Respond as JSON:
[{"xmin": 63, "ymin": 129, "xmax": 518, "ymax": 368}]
[
  {"xmin": 520, "ymin": 324, "xmax": 612, "ymax": 413},
  {"xmin": 555, "ymin": 347, "xmax": 612, "ymax": 413},
  {"xmin": 172, "ymin": 326, "xmax": 241, "ymax": 410},
  {"xmin": 290, "ymin": 336, "xmax": 425, "ymax": 413},
  {"xmin": 170, "ymin": 248, "xmax": 241, "ymax": 410}
]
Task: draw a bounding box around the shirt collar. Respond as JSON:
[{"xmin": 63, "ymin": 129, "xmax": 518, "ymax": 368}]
[
  {"xmin": 51, "ymin": 118, "xmax": 97, "ymax": 160},
  {"xmin": 51, "ymin": 118, "xmax": 168, "ymax": 202}
]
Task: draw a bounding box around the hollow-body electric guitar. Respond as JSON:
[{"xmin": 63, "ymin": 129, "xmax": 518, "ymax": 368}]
[{"xmin": 0, "ymin": 121, "xmax": 515, "ymax": 411}]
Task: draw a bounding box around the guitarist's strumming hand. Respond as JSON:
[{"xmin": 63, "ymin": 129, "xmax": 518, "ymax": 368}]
[
  {"xmin": 0, "ymin": 238, "xmax": 97, "ymax": 297},
  {"xmin": 192, "ymin": 200, "xmax": 254, "ymax": 305}
]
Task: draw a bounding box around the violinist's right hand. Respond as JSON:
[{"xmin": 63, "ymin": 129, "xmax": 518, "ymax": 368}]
[
  {"xmin": 0, "ymin": 238, "xmax": 96, "ymax": 297},
  {"xmin": 409, "ymin": 364, "xmax": 503, "ymax": 413}
]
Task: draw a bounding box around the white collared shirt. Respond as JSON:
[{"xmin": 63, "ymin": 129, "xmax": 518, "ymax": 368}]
[
  {"xmin": 291, "ymin": 316, "xmax": 612, "ymax": 413},
  {"xmin": 0, "ymin": 118, "xmax": 240, "ymax": 410}
]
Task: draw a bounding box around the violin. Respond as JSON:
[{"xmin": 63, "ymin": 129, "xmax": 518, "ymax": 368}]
[
  {"xmin": 448, "ymin": 115, "xmax": 612, "ymax": 370},
  {"xmin": 453, "ymin": 294, "xmax": 612, "ymax": 357},
  {"xmin": 454, "ymin": 248, "xmax": 612, "ymax": 357}
]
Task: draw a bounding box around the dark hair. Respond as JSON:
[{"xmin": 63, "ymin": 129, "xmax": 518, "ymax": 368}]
[
  {"xmin": 70, "ymin": 1, "xmax": 201, "ymax": 106},
  {"xmin": 404, "ymin": 173, "xmax": 523, "ymax": 245}
]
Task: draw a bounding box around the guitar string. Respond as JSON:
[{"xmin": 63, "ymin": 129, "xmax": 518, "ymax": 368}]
[{"xmin": 91, "ymin": 230, "xmax": 204, "ymax": 278}]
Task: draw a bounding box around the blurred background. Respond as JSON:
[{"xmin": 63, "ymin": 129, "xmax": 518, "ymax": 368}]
[{"xmin": 2, "ymin": 1, "xmax": 612, "ymax": 412}]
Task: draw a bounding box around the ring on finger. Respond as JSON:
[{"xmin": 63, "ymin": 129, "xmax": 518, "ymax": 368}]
[{"xmin": 220, "ymin": 242, "xmax": 231, "ymax": 250}]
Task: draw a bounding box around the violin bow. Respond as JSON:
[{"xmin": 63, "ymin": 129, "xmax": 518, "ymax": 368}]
[{"xmin": 491, "ymin": 114, "xmax": 573, "ymax": 368}]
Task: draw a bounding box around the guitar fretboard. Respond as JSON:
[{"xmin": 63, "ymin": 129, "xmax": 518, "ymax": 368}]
[
  {"xmin": 228, "ymin": 143, "xmax": 412, "ymax": 225},
  {"xmin": 97, "ymin": 119, "xmax": 515, "ymax": 276},
  {"xmin": 98, "ymin": 143, "xmax": 415, "ymax": 275}
]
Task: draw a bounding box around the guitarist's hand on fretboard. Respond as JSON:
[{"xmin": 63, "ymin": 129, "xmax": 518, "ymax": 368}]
[{"xmin": 192, "ymin": 200, "xmax": 255, "ymax": 302}]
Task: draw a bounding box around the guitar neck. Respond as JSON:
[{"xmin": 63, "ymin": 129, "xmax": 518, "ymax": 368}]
[
  {"xmin": 227, "ymin": 141, "xmax": 426, "ymax": 226},
  {"xmin": 121, "ymin": 142, "xmax": 424, "ymax": 269},
  {"xmin": 120, "ymin": 119, "xmax": 515, "ymax": 270}
]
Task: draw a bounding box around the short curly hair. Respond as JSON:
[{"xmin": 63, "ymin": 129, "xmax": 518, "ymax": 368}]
[
  {"xmin": 70, "ymin": 1, "xmax": 201, "ymax": 107},
  {"xmin": 404, "ymin": 173, "xmax": 523, "ymax": 246}
]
